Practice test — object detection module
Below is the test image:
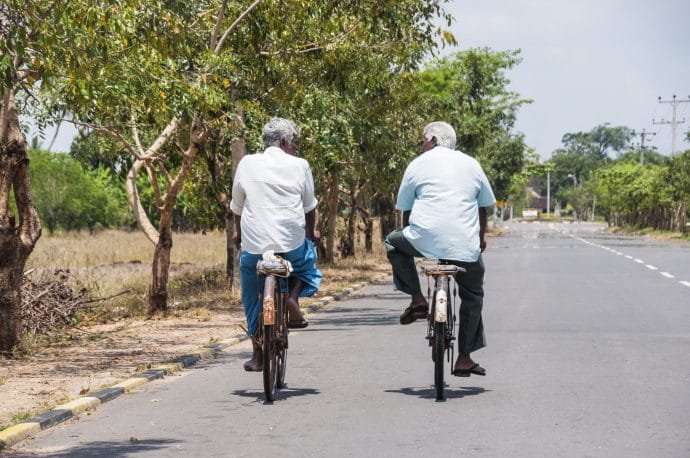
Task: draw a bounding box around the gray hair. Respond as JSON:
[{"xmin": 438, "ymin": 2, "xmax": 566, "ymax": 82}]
[
  {"xmin": 262, "ymin": 117, "xmax": 300, "ymax": 148},
  {"xmin": 423, "ymin": 121, "xmax": 456, "ymax": 149}
]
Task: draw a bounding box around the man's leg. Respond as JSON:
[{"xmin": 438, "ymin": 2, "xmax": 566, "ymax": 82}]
[
  {"xmin": 239, "ymin": 251, "xmax": 264, "ymax": 371},
  {"xmin": 286, "ymin": 278, "xmax": 308, "ymax": 328},
  {"xmin": 384, "ymin": 229, "xmax": 428, "ymax": 324},
  {"xmin": 452, "ymin": 255, "xmax": 487, "ymax": 376},
  {"xmin": 284, "ymin": 239, "xmax": 322, "ymax": 329}
]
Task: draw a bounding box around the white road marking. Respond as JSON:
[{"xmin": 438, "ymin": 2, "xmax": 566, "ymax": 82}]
[{"xmin": 570, "ymin": 234, "xmax": 685, "ymax": 288}]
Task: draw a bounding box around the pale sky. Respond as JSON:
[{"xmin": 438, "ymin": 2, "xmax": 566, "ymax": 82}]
[
  {"xmin": 444, "ymin": 0, "xmax": 690, "ymax": 159},
  {"xmin": 35, "ymin": 1, "xmax": 690, "ymax": 159}
]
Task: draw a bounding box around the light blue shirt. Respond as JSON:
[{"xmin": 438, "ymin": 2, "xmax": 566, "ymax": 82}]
[{"xmin": 396, "ymin": 146, "xmax": 496, "ymax": 262}]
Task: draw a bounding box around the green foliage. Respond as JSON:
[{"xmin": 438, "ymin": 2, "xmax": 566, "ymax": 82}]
[
  {"xmin": 616, "ymin": 148, "xmax": 665, "ymax": 166},
  {"xmin": 28, "ymin": 149, "xmax": 130, "ymax": 233},
  {"xmin": 592, "ymin": 159, "xmax": 683, "ymax": 230},
  {"xmin": 546, "ymin": 124, "xmax": 633, "ymax": 207},
  {"xmin": 415, "ymin": 48, "xmax": 531, "ymax": 199}
]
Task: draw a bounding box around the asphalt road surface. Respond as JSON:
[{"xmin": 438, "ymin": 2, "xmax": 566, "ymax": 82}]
[{"xmin": 8, "ymin": 221, "xmax": 690, "ymax": 457}]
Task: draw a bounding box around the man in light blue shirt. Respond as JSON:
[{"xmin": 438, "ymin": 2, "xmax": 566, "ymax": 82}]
[{"xmin": 385, "ymin": 121, "xmax": 496, "ymax": 377}]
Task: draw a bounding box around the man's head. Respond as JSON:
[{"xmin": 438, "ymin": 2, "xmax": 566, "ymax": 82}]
[
  {"xmin": 421, "ymin": 121, "xmax": 456, "ymax": 152},
  {"xmin": 263, "ymin": 117, "xmax": 300, "ymax": 155}
]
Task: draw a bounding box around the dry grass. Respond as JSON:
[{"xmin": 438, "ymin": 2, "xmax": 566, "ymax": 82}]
[{"xmin": 23, "ymin": 226, "xmax": 390, "ymax": 327}]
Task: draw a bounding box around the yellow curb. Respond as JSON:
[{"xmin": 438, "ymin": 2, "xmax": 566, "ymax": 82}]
[
  {"xmin": 55, "ymin": 397, "xmax": 101, "ymax": 415},
  {"xmin": 154, "ymin": 362, "xmax": 184, "ymax": 374},
  {"xmin": 113, "ymin": 377, "xmax": 149, "ymax": 391},
  {"xmin": 0, "ymin": 422, "xmax": 41, "ymax": 448}
]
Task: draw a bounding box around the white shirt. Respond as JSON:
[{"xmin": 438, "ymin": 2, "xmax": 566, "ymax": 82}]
[
  {"xmin": 230, "ymin": 146, "xmax": 318, "ymax": 254},
  {"xmin": 396, "ymin": 145, "xmax": 496, "ymax": 262}
]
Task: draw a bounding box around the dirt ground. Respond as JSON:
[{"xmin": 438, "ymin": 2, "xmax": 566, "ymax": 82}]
[{"xmin": 0, "ymin": 264, "xmax": 391, "ymax": 431}]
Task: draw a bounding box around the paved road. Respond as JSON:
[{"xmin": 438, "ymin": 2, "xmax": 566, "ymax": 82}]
[{"xmin": 8, "ymin": 222, "xmax": 690, "ymax": 457}]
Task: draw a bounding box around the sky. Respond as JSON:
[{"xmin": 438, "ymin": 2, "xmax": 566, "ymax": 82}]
[
  {"xmin": 34, "ymin": 0, "xmax": 690, "ymax": 160},
  {"xmin": 443, "ymin": 0, "xmax": 690, "ymax": 159}
]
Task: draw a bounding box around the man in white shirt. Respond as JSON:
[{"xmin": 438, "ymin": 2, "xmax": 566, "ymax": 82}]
[
  {"xmin": 230, "ymin": 118, "xmax": 322, "ymax": 372},
  {"xmin": 385, "ymin": 121, "xmax": 496, "ymax": 377}
]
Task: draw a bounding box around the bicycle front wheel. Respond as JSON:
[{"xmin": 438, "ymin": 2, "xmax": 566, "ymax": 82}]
[
  {"xmin": 262, "ymin": 324, "xmax": 278, "ymax": 402},
  {"xmin": 433, "ymin": 321, "xmax": 446, "ymax": 400}
]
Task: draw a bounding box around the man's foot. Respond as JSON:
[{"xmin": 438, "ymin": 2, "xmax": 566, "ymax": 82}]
[
  {"xmin": 453, "ymin": 354, "xmax": 486, "ymax": 377},
  {"xmin": 286, "ymin": 296, "xmax": 308, "ymax": 329},
  {"xmin": 399, "ymin": 302, "xmax": 428, "ymax": 325},
  {"xmin": 243, "ymin": 337, "xmax": 263, "ymax": 372}
]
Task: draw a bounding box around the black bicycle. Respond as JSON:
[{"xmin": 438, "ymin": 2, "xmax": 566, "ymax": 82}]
[
  {"xmin": 420, "ymin": 260, "xmax": 465, "ymax": 400},
  {"xmin": 256, "ymin": 255, "xmax": 292, "ymax": 402}
]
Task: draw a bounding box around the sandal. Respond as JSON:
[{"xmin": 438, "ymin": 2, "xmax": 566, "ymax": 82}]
[
  {"xmin": 452, "ymin": 363, "xmax": 486, "ymax": 377},
  {"xmin": 400, "ymin": 303, "xmax": 428, "ymax": 325},
  {"xmin": 287, "ymin": 318, "xmax": 309, "ymax": 329}
]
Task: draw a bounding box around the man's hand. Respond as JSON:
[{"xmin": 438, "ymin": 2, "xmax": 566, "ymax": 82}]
[
  {"xmin": 480, "ymin": 238, "xmax": 487, "ymax": 253},
  {"xmin": 306, "ymin": 229, "xmax": 321, "ymax": 245},
  {"xmin": 232, "ymin": 232, "xmax": 241, "ymax": 250}
]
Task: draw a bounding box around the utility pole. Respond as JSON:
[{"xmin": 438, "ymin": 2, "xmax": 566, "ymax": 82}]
[
  {"xmin": 630, "ymin": 129, "xmax": 656, "ymax": 165},
  {"xmin": 546, "ymin": 170, "xmax": 550, "ymax": 219},
  {"xmin": 653, "ymin": 95, "xmax": 690, "ymax": 155}
]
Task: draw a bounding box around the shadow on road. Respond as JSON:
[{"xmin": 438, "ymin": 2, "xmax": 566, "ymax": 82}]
[
  {"xmin": 8, "ymin": 438, "xmax": 182, "ymax": 457},
  {"xmin": 309, "ymin": 307, "xmax": 399, "ymax": 328},
  {"xmin": 232, "ymin": 387, "xmax": 320, "ymax": 402},
  {"xmin": 385, "ymin": 386, "xmax": 488, "ymax": 400}
]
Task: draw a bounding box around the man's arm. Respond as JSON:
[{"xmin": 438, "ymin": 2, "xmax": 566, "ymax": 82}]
[
  {"xmin": 402, "ymin": 210, "xmax": 411, "ymax": 228},
  {"xmin": 233, "ymin": 213, "xmax": 242, "ymax": 250},
  {"xmin": 305, "ymin": 209, "xmax": 320, "ymax": 243},
  {"xmin": 479, "ymin": 207, "xmax": 488, "ymax": 252}
]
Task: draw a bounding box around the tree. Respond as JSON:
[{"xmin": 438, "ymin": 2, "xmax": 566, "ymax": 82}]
[
  {"xmin": 1, "ymin": 2, "xmax": 44, "ymax": 352},
  {"xmin": 415, "ymin": 48, "xmax": 531, "ymax": 200},
  {"xmin": 547, "ymin": 124, "xmax": 632, "ymax": 214}
]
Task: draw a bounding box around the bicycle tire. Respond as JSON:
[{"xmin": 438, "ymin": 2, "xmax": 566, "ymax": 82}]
[
  {"xmin": 433, "ymin": 320, "xmax": 445, "ymax": 400},
  {"xmin": 276, "ymin": 291, "xmax": 288, "ymax": 389},
  {"xmin": 262, "ymin": 324, "xmax": 277, "ymax": 402}
]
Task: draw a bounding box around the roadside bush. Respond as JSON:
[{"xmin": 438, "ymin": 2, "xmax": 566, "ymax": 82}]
[{"xmin": 29, "ymin": 149, "xmax": 131, "ymax": 233}]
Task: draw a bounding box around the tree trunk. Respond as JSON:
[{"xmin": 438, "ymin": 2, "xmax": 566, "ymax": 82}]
[
  {"xmin": 149, "ymin": 225, "xmax": 172, "ymax": 312},
  {"xmin": 364, "ymin": 217, "xmax": 373, "ymax": 253},
  {"xmin": 339, "ymin": 182, "xmax": 361, "ymax": 258},
  {"xmin": 227, "ymin": 138, "xmax": 245, "ymax": 289},
  {"xmin": 322, "ymin": 171, "xmax": 340, "ymax": 263},
  {"xmin": 375, "ymin": 194, "xmax": 397, "ymax": 241},
  {"xmin": 0, "ymin": 90, "xmax": 42, "ymax": 352}
]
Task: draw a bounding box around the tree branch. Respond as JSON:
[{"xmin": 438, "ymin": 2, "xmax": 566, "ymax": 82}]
[
  {"xmin": 214, "ymin": 0, "xmax": 262, "ymax": 54},
  {"xmin": 210, "ymin": 0, "xmax": 228, "ymax": 51},
  {"xmin": 259, "ymin": 22, "xmax": 360, "ymax": 56},
  {"xmin": 126, "ymin": 159, "xmax": 159, "ymax": 245},
  {"xmin": 130, "ymin": 114, "xmax": 145, "ymax": 157},
  {"xmin": 144, "ymin": 117, "xmax": 182, "ymax": 158},
  {"xmin": 69, "ymin": 117, "xmax": 144, "ymax": 160}
]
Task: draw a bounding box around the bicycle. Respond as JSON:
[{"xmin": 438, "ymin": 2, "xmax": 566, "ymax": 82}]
[
  {"xmin": 256, "ymin": 253, "xmax": 293, "ymax": 403},
  {"xmin": 420, "ymin": 260, "xmax": 465, "ymax": 400}
]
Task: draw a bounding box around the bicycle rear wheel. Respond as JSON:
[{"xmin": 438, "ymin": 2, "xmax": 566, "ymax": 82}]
[
  {"xmin": 433, "ymin": 321, "xmax": 446, "ymax": 400},
  {"xmin": 276, "ymin": 293, "xmax": 288, "ymax": 388},
  {"xmin": 262, "ymin": 324, "xmax": 278, "ymax": 402}
]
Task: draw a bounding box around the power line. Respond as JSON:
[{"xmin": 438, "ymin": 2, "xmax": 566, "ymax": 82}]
[{"xmin": 653, "ymin": 95, "xmax": 690, "ymax": 155}]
